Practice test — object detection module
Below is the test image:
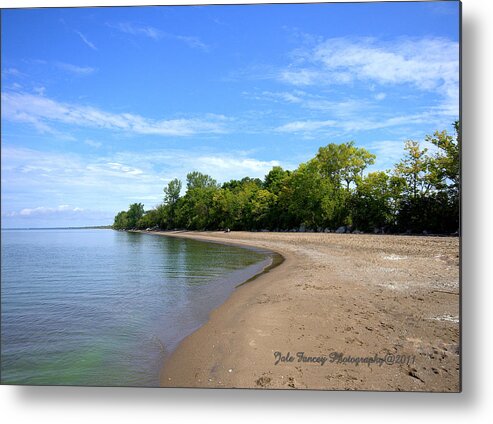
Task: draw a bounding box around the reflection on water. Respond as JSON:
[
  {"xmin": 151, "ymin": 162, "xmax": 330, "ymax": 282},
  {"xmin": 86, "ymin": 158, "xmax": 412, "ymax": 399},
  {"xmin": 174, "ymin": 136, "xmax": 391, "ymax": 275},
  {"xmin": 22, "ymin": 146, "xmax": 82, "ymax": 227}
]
[{"xmin": 1, "ymin": 229, "xmax": 270, "ymax": 387}]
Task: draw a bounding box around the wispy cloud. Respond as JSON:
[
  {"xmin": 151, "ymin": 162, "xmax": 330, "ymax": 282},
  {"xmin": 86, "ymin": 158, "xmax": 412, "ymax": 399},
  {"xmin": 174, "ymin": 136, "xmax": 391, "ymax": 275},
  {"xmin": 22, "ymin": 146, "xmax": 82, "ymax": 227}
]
[
  {"xmin": 109, "ymin": 22, "xmax": 162, "ymax": 40},
  {"xmin": 316, "ymin": 37, "xmax": 457, "ymax": 89},
  {"xmin": 275, "ymin": 119, "xmax": 337, "ymax": 133},
  {"xmin": 275, "ymin": 112, "xmax": 435, "ymax": 136},
  {"xmin": 2, "ymin": 91, "xmax": 230, "ymax": 137},
  {"xmin": 245, "ymin": 35, "xmax": 458, "ymax": 138},
  {"xmin": 107, "ymin": 149, "xmax": 286, "ymax": 184},
  {"xmin": 1, "ymin": 145, "xmax": 288, "ymax": 226},
  {"xmin": 14, "ymin": 59, "xmax": 96, "ymax": 77},
  {"xmin": 75, "ymin": 30, "xmax": 97, "ymax": 51},
  {"xmin": 259, "ymin": 90, "xmax": 305, "ymax": 104},
  {"xmin": 33, "ymin": 86, "xmax": 46, "ymax": 95},
  {"xmin": 279, "ymin": 37, "xmax": 458, "ymax": 90},
  {"xmin": 101, "ymin": 162, "xmax": 144, "ymax": 176},
  {"xmin": 276, "ymin": 36, "xmax": 458, "ymax": 117},
  {"xmin": 55, "ymin": 61, "xmax": 97, "ymax": 75},
  {"xmin": 1, "ymin": 203, "xmax": 111, "ymax": 228},
  {"xmin": 10, "ymin": 204, "xmax": 84, "ymax": 217},
  {"xmin": 173, "ymin": 35, "xmax": 209, "ymax": 51},
  {"xmin": 84, "ymin": 139, "xmax": 102, "ymax": 148},
  {"xmin": 7, "ymin": 82, "xmax": 23, "ymax": 91},
  {"xmin": 279, "ymin": 68, "xmax": 350, "ymax": 86},
  {"xmin": 1, "ymin": 67, "xmax": 23, "ymax": 78},
  {"xmin": 257, "ymin": 90, "xmax": 372, "ymax": 117},
  {"xmin": 108, "ymin": 22, "xmax": 209, "ymax": 51},
  {"xmin": 187, "ymin": 156, "xmax": 281, "ymax": 180}
]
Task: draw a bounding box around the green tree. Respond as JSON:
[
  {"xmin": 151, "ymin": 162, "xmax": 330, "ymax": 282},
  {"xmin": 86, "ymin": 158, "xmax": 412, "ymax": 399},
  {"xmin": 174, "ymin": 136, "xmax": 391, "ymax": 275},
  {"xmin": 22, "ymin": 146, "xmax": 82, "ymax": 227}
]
[
  {"xmin": 250, "ymin": 189, "xmax": 277, "ymax": 229},
  {"xmin": 113, "ymin": 131, "xmax": 458, "ymax": 234},
  {"xmin": 352, "ymin": 171, "xmax": 405, "ymax": 231},
  {"xmin": 186, "ymin": 171, "xmax": 218, "ymax": 190},
  {"xmin": 314, "ymin": 142, "xmax": 376, "ymax": 189},
  {"xmin": 126, "ymin": 203, "xmax": 145, "ymax": 229},
  {"xmin": 393, "ymin": 122, "xmax": 460, "ymax": 233},
  {"xmin": 282, "ymin": 162, "xmax": 346, "ymax": 230},
  {"xmin": 154, "ymin": 204, "xmax": 170, "ymax": 229},
  {"xmin": 164, "ymin": 178, "xmax": 182, "ymax": 206},
  {"xmin": 163, "ymin": 178, "xmax": 182, "ymax": 228},
  {"xmin": 175, "ymin": 172, "xmax": 219, "ymax": 229},
  {"xmin": 113, "ymin": 211, "xmax": 129, "ymax": 230},
  {"xmin": 136, "ymin": 209, "xmax": 160, "ymax": 229},
  {"xmin": 426, "ymin": 121, "xmax": 460, "ymax": 194},
  {"xmin": 394, "ymin": 140, "xmax": 433, "ymax": 200},
  {"xmin": 212, "ymin": 188, "xmax": 241, "ymax": 229},
  {"xmin": 264, "ymin": 166, "xmax": 291, "ymax": 194}
]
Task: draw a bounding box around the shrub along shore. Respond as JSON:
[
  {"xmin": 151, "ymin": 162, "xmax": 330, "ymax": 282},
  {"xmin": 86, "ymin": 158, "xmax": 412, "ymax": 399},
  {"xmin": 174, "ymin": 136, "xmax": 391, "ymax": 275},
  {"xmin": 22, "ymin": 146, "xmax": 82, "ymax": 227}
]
[{"xmin": 114, "ymin": 122, "xmax": 459, "ymax": 235}]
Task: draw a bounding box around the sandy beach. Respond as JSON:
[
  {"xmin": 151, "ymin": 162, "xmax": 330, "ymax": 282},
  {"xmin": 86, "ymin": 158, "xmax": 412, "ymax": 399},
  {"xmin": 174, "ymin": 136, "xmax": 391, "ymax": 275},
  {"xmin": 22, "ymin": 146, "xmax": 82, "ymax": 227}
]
[{"xmin": 155, "ymin": 231, "xmax": 459, "ymax": 392}]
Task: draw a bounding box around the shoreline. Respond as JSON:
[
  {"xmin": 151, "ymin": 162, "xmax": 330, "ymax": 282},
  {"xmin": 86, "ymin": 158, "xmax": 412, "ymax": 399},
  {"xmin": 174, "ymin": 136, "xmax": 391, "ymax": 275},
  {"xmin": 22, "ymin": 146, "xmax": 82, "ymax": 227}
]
[
  {"xmin": 145, "ymin": 230, "xmax": 459, "ymax": 391},
  {"xmin": 132, "ymin": 230, "xmax": 287, "ymax": 372},
  {"xmin": 133, "ymin": 230, "xmax": 286, "ymax": 288}
]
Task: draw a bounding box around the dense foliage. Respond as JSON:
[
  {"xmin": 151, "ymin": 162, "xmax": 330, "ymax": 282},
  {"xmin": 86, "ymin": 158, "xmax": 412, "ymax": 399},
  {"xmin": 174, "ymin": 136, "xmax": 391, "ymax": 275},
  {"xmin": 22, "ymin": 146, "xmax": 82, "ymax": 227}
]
[{"xmin": 113, "ymin": 123, "xmax": 460, "ymax": 234}]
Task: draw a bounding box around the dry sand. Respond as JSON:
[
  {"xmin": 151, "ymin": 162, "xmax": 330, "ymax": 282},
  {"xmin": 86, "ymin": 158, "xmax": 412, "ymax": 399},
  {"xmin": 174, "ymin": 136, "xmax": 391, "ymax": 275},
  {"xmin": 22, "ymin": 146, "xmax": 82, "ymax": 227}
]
[{"xmin": 155, "ymin": 231, "xmax": 460, "ymax": 392}]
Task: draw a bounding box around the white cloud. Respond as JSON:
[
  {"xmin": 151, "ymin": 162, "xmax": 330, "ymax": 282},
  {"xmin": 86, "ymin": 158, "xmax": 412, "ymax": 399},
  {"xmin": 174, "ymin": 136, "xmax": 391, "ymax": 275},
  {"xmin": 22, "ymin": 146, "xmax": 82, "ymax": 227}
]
[
  {"xmin": 33, "ymin": 86, "xmax": 46, "ymax": 95},
  {"xmin": 84, "ymin": 139, "xmax": 102, "ymax": 148},
  {"xmin": 55, "ymin": 62, "xmax": 96, "ymax": 75},
  {"xmin": 110, "ymin": 22, "xmax": 163, "ymax": 40},
  {"xmin": 98, "ymin": 162, "xmax": 144, "ymax": 177},
  {"xmin": 9, "ymin": 82, "xmax": 23, "ymax": 91},
  {"xmin": 2, "ymin": 67, "xmax": 22, "ymax": 78},
  {"xmin": 13, "ymin": 205, "xmax": 84, "ymax": 217},
  {"xmin": 275, "ymin": 112, "xmax": 434, "ymax": 136},
  {"xmin": 1, "ymin": 204, "xmax": 112, "ymax": 228},
  {"xmin": 1, "ymin": 145, "xmax": 289, "ymax": 223},
  {"xmin": 243, "ymin": 37, "xmax": 458, "ymax": 139},
  {"xmin": 279, "ymin": 69, "xmax": 323, "ymax": 86},
  {"xmin": 280, "ymin": 69, "xmax": 352, "ymax": 86},
  {"xmin": 75, "ymin": 31, "xmax": 97, "ymax": 51},
  {"xmin": 311, "ymin": 37, "xmax": 458, "ymax": 90},
  {"xmin": 259, "ymin": 85, "xmax": 454, "ymax": 136},
  {"xmin": 279, "ymin": 108, "xmax": 453, "ymax": 141},
  {"xmin": 256, "ymin": 90, "xmax": 373, "ymax": 119},
  {"xmin": 277, "ymin": 36, "xmax": 459, "ymax": 118},
  {"xmin": 258, "ymin": 90, "xmax": 304, "ymax": 104},
  {"xmin": 109, "ymin": 22, "xmax": 209, "ymax": 51},
  {"xmin": 109, "ymin": 149, "xmax": 287, "ymax": 184},
  {"xmin": 190, "ymin": 156, "xmax": 281, "ymax": 181},
  {"xmin": 275, "ymin": 119, "xmax": 337, "ymax": 133},
  {"xmin": 174, "ymin": 35, "xmax": 209, "ymax": 51},
  {"xmin": 1, "ymin": 92, "xmax": 229, "ymax": 137}
]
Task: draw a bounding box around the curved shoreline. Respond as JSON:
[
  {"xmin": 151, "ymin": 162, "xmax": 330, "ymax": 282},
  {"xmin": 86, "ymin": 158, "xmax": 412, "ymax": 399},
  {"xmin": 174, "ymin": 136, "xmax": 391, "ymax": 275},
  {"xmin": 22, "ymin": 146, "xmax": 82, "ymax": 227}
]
[
  {"xmin": 132, "ymin": 230, "xmax": 288, "ymax": 381},
  {"xmin": 133, "ymin": 230, "xmax": 287, "ymax": 286},
  {"xmin": 139, "ymin": 231, "xmax": 459, "ymax": 391},
  {"xmin": 154, "ymin": 231, "xmax": 296, "ymax": 388}
]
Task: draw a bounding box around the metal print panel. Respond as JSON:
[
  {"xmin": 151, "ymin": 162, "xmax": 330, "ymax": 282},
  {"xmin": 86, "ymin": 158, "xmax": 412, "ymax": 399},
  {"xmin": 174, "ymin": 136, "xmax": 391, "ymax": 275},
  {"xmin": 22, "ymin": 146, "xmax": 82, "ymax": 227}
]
[{"xmin": 0, "ymin": 1, "xmax": 461, "ymax": 391}]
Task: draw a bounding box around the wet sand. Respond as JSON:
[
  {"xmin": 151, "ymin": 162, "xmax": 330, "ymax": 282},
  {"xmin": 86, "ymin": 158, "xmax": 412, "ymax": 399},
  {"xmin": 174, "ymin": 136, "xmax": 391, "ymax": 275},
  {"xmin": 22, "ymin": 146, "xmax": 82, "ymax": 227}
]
[{"xmin": 155, "ymin": 231, "xmax": 460, "ymax": 392}]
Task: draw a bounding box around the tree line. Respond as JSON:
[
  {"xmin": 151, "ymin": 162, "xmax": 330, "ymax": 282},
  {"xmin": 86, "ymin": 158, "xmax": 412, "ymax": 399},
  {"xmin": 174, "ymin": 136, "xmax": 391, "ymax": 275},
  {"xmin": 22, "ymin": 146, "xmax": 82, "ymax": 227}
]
[{"xmin": 113, "ymin": 122, "xmax": 460, "ymax": 235}]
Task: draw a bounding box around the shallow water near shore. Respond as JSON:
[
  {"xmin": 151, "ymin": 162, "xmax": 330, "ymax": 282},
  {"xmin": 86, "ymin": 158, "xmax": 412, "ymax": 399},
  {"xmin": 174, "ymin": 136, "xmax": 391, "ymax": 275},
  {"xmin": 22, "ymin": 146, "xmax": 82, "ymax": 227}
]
[{"xmin": 1, "ymin": 229, "xmax": 272, "ymax": 386}]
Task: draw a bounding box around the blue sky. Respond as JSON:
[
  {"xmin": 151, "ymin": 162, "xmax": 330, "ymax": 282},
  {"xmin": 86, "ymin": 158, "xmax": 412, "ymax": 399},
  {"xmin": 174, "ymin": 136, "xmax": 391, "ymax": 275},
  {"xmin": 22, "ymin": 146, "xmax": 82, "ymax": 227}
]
[{"xmin": 1, "ymin": 1, "xmax": 460, "ymax": 228}]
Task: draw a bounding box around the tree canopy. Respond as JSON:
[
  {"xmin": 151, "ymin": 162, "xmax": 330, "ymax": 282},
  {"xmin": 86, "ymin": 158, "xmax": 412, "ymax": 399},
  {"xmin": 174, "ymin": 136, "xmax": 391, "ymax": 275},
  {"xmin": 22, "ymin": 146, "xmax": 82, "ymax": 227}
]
[{"xmin": 113, "ymin": 123, "xmax": 459, "ymax": 235}]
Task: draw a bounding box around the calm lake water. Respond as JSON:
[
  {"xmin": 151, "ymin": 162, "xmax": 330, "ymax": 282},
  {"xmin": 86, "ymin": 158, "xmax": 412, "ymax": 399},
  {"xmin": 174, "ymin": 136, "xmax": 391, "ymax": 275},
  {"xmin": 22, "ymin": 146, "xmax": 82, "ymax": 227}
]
[{"xmin": 1, "ymin": 229, "xmax": 271, "ymax": 386}]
